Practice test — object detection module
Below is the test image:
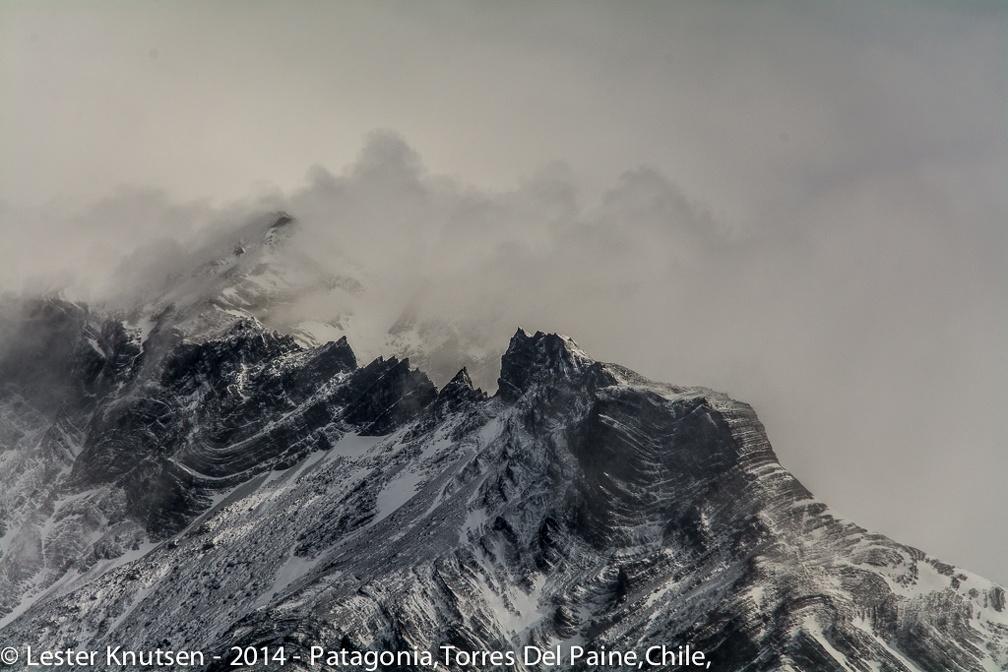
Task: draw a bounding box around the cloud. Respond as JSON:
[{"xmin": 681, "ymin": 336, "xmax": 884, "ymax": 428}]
[
  {"xmin": 262, "ymin": 132, "xmax": 1006, "ymax": 588},
  {"xmin": 1, "ymin": 1, "xmax": 1005, "ymax": 588}
]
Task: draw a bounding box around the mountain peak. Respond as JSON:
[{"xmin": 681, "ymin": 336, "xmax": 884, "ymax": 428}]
[
  {"xmin": 435, "ymin": 367, "xmax": 487, "ymax": 410},
  {"xmin": 262, "ymin": 211, "xmax": 294, "ymax": 246},
  {"xmin": 445, "ymin": 366, "xmax": 474, "ymax": 390},
  {"xmin": 3, "ymin": 305, "xmax": 1007, "ymax": 671},
  {"xmin": 496, "ymin": 328, "xmax": 610, "ymax": 402}
]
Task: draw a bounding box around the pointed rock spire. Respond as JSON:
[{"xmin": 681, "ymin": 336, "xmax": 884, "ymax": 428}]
[
  {"xmin": 433, "ymin": 366, "xmax": 487, "ymax": 410},
  {"xmin": 496, "ymin": 328, "xmax": 612, "ymax": 402}
]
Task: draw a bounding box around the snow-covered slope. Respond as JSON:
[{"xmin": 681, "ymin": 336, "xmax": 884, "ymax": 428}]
[{"xmin": 0, "ymin": 298, "xmax": 1005, "ymax": 671}]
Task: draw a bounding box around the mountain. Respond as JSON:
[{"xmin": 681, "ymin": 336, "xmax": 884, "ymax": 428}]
[
  {"xmin": 1, "ymin": 253, "xmax": 1006, "ymax": 670},
  {"xmin": 108, "ymin": 212, "xmax": 503, "ymax": 391}
]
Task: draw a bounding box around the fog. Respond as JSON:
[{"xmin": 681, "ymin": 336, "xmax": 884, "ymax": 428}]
[{"xmin": 1, "ymin": 2, "xmax": 1005, "ymax": 585}]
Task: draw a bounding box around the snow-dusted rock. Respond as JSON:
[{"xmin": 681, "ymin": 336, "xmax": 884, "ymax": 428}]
[{"xmin": 1, "ymin": 304, "xmax": 1005, "ymax": 670}]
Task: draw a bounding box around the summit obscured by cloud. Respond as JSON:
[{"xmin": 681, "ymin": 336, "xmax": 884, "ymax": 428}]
[{"xmin": 1, "ymin": 1, "xmax": 1005, "ymax": 586}]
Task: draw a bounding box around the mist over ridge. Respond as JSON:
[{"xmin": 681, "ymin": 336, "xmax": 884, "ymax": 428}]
[{"xmin": 1, "ymin": 129, "xmax": 1006, "ymax": 589}]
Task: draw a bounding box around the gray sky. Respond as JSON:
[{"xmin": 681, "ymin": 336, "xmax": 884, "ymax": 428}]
[{"xmin": 1, "ymin": 1, "xmax": 1006, "ymax": 585}]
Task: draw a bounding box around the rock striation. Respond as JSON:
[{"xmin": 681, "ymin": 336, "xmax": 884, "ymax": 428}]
[{"xmin": 0, "ymin": 301, "xmax": 1006, "ymax": 671}]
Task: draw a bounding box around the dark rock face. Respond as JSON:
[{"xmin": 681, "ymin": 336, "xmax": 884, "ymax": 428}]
[
  {"xmin": 0, "ymin": 297, "xmax": 143, "ymax": 415},
  {"xmin": 1, "ymin": 304, "xmax": 1006, "ymax": 672},
  {"xmin": 0, "ymin": 297, "xmax": 437, "ymax": 620},
  {"xmin": 436, "ymin": 368, "xmax": 486, "ymax": 408},
  {"xmin": 497, "ymin": 329, "xmax": 611, "ymax": 402},
  {"xmin": 63, "ymin": 316, "xmax": 434, "ymax": 537},
  {"xmin": 336, "ymin": 356, "xmax": 438, "ymax": 436}
]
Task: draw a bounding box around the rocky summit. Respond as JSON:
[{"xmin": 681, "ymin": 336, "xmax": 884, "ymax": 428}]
[{"xmin": 0, "ymin": 294, "xmax": 1006, "ymax": 671}]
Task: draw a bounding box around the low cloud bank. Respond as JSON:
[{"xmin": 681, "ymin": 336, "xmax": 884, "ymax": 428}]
[{"xmin": 1, "ymin": 131, "xmax": 1005, "ymax": 586}]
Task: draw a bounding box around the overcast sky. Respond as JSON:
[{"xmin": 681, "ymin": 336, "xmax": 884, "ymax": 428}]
[{"xmin": 1, "ymin": 1, "xmax": 1006, "ymax": 585}]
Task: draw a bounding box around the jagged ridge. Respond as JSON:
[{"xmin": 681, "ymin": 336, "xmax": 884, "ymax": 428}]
[{"xmin": 0, "ymin": 303, "xmax": 1005, "ymax": 671}]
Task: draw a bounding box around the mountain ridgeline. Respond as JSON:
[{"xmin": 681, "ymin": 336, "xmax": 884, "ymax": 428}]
[{"xmin": 0, "ymin": 214, "xmax": 1006, "ymax": 671}]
